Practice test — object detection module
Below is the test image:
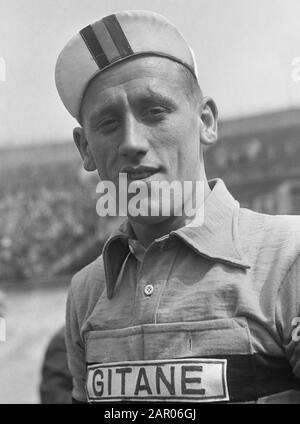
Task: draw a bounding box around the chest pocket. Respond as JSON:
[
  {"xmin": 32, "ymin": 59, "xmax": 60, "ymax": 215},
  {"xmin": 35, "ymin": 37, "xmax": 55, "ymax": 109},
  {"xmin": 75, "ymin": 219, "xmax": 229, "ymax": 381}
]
[
  {"xmin": 84, "ymin": 317, "xmax": 259, "ymax": 402},
  {"xmin": 85, "ymin": 317, "xmax": 252, "ymax": 362}
]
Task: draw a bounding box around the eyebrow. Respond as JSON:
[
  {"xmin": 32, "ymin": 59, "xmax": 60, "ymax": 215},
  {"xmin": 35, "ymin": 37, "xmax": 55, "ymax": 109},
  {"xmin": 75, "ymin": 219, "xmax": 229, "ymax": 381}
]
[
  {"xmin": 137, "ymin": 91, "xmax": 177, "ymax": 108},
  {"xmin": 88, "ymin": 104, "xmax": 119, "ymax": 126},
  {"xmin": 139, "ymin": 85, "xmax": 178, "ymax": 107},
  {"xmin": 87, "ymin": 90, "xmax": 177, "ymax": 126}
]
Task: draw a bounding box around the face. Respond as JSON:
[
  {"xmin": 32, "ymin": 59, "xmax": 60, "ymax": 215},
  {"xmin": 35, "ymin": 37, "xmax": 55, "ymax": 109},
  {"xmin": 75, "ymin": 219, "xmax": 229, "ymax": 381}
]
[{"xmin": 76, "ymin": 56, "xmax": 216, "ymax": 222}]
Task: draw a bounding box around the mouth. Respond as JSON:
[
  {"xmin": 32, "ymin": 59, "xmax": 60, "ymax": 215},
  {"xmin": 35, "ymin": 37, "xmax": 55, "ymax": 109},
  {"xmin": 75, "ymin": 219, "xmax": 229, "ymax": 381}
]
[{"xmin": 121, "ymin": 166, "xmax": 160, "ymax": 181}]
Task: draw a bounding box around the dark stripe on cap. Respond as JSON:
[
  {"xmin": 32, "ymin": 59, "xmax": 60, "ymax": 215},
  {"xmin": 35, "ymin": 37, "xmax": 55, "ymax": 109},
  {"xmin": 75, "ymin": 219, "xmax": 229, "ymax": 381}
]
[
  {"xmin": 80, "ymin": 25, "xmax": 109, "ymax": 69},
  {"xmin": 102, "ymin": 14, "xmax": 133, "ymax": 57}
]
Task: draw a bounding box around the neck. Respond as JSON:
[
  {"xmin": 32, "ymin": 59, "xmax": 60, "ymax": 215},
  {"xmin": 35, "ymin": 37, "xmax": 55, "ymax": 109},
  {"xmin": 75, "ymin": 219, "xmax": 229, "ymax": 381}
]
[{"xmin": 129, "ymin": 178, "xmax": 211, "ymax": 248}]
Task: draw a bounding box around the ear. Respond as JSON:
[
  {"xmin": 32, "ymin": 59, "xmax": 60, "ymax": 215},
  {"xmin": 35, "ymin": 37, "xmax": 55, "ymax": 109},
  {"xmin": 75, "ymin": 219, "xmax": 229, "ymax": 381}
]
[
  {"xmin": 73, "ymin": 127, "xmax": 96, "ymax": 172},
  {"xmin": 199, "ymin": 97, "xmax": 218, "ymax": 146}
]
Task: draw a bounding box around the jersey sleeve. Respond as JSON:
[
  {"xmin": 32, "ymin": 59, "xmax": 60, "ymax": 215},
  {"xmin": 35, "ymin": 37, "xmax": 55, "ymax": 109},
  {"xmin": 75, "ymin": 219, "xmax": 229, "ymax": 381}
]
[
  {"xmin": 65, "ymin": 287, "xmax": 87, "ymax": 402},
  {"xmin": 276, "ymin": 254, "xmax": 300, "ymax": 379}
]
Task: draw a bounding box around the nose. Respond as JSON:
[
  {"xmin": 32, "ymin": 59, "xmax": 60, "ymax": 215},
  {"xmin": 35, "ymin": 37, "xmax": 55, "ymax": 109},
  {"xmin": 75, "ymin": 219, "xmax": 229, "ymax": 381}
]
[{"xmin": 118, "ymin": 114, "xmax": 149, "ymax": 159}]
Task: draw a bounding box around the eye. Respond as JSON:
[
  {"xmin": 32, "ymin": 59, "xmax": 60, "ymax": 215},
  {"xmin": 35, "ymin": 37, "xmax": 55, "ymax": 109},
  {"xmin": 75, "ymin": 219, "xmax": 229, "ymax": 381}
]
[
  {"xmin": 143, "ymin": 106, "xmax": 169, "ymax": 121},
  {"xmin": 151, "ymin": 106, "xmax": 165, "ymax": 113},
  {"xmin": 147, "ymin": 106, "xmax": 166, "ymax": 115},
  {"xmin": 95, "ymin": 117, "xmax": 120, "ymax": 132}
]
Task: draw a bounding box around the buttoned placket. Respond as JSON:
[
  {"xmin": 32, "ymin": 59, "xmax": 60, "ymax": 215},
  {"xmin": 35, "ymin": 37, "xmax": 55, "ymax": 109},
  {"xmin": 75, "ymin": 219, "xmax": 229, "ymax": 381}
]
[{"xmin": 130, "ymin": 238, "xmax": 181, "ymax": 326}]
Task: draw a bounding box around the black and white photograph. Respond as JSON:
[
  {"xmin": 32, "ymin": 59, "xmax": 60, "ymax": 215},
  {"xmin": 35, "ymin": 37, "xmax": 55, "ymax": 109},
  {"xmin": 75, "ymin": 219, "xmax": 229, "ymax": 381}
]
[{"xmin": 0, "ymin": 0, "xmax": 300, "ymax": 407}]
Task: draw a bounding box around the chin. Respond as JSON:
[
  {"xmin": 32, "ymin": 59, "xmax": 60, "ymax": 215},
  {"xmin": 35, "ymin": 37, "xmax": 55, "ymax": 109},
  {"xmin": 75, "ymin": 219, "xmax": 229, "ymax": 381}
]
[
  {"xmin": 127, "ymin": 213, "xmax": 172, "ymax": 226},
  {"xmin": 126, "ymin": 197, "xmax": 185, "ymax": 225}
]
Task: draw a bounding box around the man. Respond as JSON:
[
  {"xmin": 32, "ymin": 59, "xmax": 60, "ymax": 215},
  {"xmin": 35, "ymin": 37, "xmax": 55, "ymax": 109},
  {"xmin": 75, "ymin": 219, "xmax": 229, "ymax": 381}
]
[
  {"xmin": 40, "ymin": 327, "xmax": 72, "ymax": 404},
  {"xmin": 55, "ymin": 10, "xmax": 300, "ymax": 403}
]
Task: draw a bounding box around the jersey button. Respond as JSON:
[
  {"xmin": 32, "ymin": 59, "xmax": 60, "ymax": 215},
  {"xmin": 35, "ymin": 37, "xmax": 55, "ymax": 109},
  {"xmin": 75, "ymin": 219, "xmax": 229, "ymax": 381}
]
[{"xmin": 144, "ymin": 284, "xmax": 154, "ymax": 296}]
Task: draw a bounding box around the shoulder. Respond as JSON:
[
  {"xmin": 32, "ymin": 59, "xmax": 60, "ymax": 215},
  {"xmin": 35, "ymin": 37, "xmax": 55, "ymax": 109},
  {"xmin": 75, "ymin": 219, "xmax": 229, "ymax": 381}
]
[
  {"xmin": 71, "ymin": 254, "xmax": 105, "ymax": 291},
  {"xmin": 69, "ymin": 254, "xmax": 106, "ymax": 321},
  {"xmin": 240, "ymin": 207, "xmax": 300, "ymax": 243},
  {"xmin": 239, "ymin": 207, "xmax": 300, "ymax": 273}
]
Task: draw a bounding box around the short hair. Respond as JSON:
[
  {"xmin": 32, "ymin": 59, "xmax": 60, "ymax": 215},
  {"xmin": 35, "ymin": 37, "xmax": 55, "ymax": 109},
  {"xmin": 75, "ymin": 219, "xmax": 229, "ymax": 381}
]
[{"xmin": 175, "ymin": 62, "xmax": 203, "ymax": 106}]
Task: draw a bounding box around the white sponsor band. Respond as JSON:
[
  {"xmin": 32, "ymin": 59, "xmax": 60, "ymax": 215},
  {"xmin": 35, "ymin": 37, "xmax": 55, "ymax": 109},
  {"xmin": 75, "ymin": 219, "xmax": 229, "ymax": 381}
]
[{"xmin": 86, "ymin": 358, "xmax": 229, "ymax": 402}]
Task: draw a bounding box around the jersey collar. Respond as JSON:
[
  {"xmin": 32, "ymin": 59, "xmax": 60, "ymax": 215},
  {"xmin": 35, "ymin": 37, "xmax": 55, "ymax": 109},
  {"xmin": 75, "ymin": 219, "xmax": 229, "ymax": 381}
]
[{"xmin": 102, "ymin": 179, "xmax": 251, "ymax": 299}]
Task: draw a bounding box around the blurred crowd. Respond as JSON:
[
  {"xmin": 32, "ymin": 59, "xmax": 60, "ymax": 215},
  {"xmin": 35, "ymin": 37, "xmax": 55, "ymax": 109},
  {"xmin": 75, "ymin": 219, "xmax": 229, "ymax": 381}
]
[{"xmin": 0, "ymin": 159, "xmax": 104, "ymax": 282}]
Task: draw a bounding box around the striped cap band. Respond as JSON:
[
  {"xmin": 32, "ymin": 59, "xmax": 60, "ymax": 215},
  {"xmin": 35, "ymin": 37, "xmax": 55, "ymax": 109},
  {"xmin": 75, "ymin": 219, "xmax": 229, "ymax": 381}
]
[
  {"xmin": 79, "ymin": 15, "xmax": 134, "ymax": 69},
  {"xmin": 55, "ymin": 10, "xmax": 198, "ymax": 120}
]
